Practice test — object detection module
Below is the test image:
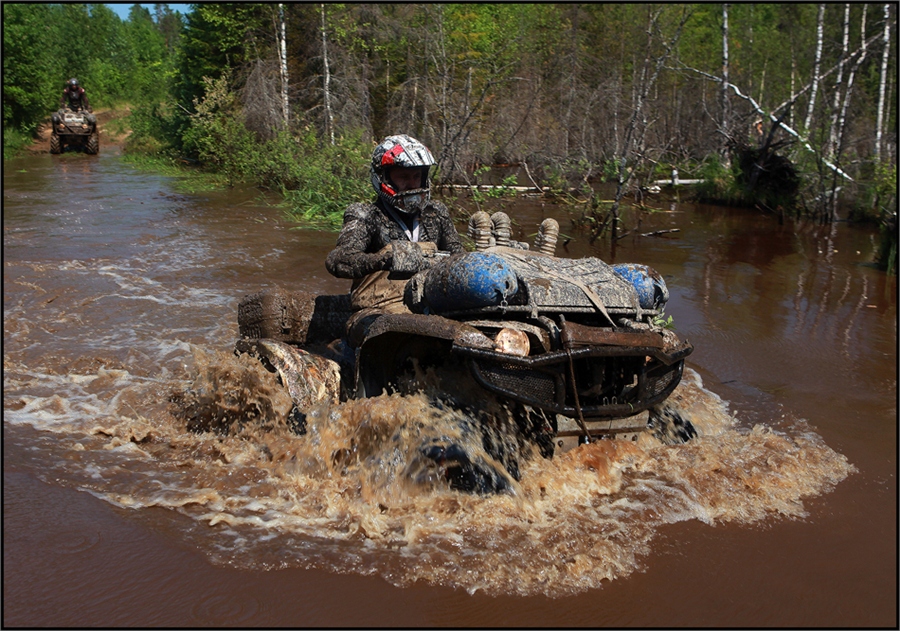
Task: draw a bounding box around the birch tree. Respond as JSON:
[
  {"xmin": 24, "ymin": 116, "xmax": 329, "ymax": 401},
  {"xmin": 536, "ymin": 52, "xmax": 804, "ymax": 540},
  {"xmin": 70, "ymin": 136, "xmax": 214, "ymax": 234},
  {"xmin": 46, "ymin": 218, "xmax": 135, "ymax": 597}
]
[
  {"xmin": 720, "ymin": 3, "xmax": 730, "ymax": 149},
  {"xmin": 875, "ymin": 3, "xmax": 892, "ymax": 162},
  {"xmin": 835, "ymin": 4, "xmax": 869, "ymax": 160},
  {"xmin": 826, "ymin": 4, "xmax": 851, "ymax": 159},
  {"xmin": 803, "ymin": 3, "xmax": 825, "ymax": 132},
  {"xmin": 278, "ymin": 3, "xmax": 289, "ymax": 127},
  {"xmin": 320, "ymin": 3, "xmax": 334, "ymax": 145}
]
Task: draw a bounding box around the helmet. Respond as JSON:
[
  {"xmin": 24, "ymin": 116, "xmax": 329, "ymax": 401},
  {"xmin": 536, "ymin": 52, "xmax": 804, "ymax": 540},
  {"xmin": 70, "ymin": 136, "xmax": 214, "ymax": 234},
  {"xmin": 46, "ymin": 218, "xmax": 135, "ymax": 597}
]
[
  {"xmin": 370, "ymin": 134, "xmax": 435, "ymax": 215},
  {"xmin": 67, "ymin": 78, "xmax": 79, "ymax": 91}
]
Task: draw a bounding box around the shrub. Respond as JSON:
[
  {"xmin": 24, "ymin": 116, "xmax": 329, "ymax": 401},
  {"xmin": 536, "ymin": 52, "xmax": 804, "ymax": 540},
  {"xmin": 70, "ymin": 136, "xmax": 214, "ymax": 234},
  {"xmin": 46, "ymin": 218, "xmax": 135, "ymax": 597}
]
[
  {"xmin": 694, "ymin": 153, "xmax": 742, "ymax": 204},
  {"xmin": 3, "ymin": 127, "xmax": 33, "ymax": 158},
  {"xmin": 280, "ymin": 131, "xmax": 373, "ymax": 227}
]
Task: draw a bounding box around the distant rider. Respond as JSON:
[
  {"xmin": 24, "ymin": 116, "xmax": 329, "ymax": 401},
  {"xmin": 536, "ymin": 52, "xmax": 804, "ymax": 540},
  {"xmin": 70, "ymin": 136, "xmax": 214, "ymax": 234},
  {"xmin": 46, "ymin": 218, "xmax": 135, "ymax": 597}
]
[
  {"xmin": 60, "ymin": 78, "xmax": 91, "ymax": 112},
  {"xmin": 53, "ymin": 78, "xmax": 96, "ymax": 126},
  {"xmin": 325, "ymin": 134, "xmax": 463, "ymax": 341}
]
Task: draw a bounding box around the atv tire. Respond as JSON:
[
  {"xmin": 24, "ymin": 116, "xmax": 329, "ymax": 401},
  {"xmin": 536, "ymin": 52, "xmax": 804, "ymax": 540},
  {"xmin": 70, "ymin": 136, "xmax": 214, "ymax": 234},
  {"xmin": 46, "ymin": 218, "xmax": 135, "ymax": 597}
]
[
  {"xmin": 86, "ymin": 133, "xmax": 99, "ymax": 155},
  {"xmin": 50, "ymin": 133, "xmax": 61, "ymax": 154}
]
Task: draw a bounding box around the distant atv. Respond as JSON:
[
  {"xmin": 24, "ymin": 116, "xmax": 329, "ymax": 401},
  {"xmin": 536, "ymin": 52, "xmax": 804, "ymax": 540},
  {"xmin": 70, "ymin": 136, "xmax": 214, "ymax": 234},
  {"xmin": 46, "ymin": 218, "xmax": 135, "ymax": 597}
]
[
  {"xmin": 50, "ymin": 107, "xmax": 99, "ymax": 154},
  {"xmin": 233, "ymin": 213, "xmax": 697, "ymax": 492}
]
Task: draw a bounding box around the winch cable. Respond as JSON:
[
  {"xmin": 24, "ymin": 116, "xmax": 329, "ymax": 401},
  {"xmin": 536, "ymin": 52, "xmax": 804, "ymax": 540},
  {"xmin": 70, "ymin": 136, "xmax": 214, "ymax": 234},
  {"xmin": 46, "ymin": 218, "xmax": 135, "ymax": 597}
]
[
  {"xmin": 565, "ymin": 348, "xmax": 591, "ymax": 444},
  {"xmin": 560, "ymin": 314, "xmax": 591, "ymax": 443}
]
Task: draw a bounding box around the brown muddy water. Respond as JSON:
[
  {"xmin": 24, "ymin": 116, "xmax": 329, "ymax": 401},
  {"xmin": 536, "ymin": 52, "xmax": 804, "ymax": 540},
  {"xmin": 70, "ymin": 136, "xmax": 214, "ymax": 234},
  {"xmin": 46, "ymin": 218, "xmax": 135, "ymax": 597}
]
[{"xmin": 3, "ymin": 148, "xmax": 897, "ymax": 628}]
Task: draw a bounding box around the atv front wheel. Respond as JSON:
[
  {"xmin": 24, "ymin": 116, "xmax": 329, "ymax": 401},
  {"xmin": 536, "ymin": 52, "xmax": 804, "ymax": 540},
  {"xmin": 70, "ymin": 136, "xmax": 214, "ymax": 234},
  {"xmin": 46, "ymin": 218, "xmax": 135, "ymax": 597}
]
[
  {"xmin": 50, "ymin": 133, "xmax": 61, "ymax": 154},
  {"xmin": 86, "ymin": 133, "xmax": 99, "ymax": 155}
]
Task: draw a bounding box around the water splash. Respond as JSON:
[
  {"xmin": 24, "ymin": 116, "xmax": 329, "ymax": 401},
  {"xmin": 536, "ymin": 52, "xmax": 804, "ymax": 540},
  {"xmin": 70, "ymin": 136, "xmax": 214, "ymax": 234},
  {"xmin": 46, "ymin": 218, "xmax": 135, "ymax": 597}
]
[{"xmin": 6, "ymin": 346, "xmax": 855, "ymax": 597}]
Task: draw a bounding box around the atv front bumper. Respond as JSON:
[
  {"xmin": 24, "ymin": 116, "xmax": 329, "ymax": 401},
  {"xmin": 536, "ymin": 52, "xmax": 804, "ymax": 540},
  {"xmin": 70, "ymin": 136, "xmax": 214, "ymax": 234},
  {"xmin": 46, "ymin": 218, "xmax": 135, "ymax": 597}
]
[{"xmin": 452, "ymin": 327, "xmax": 692, "ymax": 420}]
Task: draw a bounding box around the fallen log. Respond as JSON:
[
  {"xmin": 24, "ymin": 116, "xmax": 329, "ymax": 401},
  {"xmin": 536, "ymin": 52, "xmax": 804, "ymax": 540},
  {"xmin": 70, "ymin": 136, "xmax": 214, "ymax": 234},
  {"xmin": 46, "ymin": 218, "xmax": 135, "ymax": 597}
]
[
  {"xmin": 641, "ymin": 229, "xmax": 681, "ymax": 237},
  {"xmin": 443, "ymin": 184, "xmax": 549, "ymax": 192}
]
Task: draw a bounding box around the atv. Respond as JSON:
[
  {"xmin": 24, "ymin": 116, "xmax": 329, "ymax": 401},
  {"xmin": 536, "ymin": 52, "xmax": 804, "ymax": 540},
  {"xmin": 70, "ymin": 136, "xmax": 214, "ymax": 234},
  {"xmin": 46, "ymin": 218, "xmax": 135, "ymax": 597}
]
[
  {"xmin": 235, "ymin": 212, "xmax": 696, "ymax": 491},
  {"xmin": 50, "ymin": 107, "xmax": 99, "ymax": 154}
]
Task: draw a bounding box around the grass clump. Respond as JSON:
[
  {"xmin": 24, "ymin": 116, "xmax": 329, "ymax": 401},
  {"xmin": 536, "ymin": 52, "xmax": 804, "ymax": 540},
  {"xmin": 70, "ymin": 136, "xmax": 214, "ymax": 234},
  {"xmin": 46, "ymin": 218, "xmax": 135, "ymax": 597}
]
[{"xmin": 3, "ymin": 127, "xmax": 34, "ymax": 159}]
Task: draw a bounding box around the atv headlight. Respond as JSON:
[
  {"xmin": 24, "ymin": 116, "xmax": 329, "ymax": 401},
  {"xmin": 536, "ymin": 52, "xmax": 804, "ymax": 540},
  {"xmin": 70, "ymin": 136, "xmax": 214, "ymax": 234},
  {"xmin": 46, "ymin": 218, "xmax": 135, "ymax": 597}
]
[{"xmin": 493, "ymin": 328, "xmax": 529, "ymax": 357}]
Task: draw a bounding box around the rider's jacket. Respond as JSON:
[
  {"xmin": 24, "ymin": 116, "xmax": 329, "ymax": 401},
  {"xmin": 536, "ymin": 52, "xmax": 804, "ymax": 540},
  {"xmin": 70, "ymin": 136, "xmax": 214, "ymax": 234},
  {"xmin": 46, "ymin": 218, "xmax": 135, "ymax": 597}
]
[
  {"xmin": 60, "ymin": 87, "xmax": 90, "ymax": 111},
  {"xmin": 325, "ymin": 199, "xmax": 463, "ymax": 280}
]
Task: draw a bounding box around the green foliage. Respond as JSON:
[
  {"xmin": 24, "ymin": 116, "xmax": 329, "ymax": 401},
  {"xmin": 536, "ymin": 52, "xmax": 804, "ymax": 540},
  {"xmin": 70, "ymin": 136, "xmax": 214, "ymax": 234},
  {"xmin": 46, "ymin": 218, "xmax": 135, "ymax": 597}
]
[
  {"xmin": 4, "ymin": 2, "xmax": 895, "ymax": 233},
  {"xmin": 652, "ymin": 314, "xmax": 675, "ymax": 330},
  {"xmin": 876, "ymin": 218, "xmax": 897, "ymax": 276},
  {"xmin": 601, "ymin": 160, "xmax": 621, "ymax": 183},
  {"xmin": 173, "ymin": 4, "xmax": 268, "ymax": 111},
  {"xmin": 694, "ymin": 154, "xmax": 743, "ymax": 205},
  {"xmin": 3, "ymin": 126, "xmax": 33, "ymax": 157},
  {"xmin": 870, "ymin": 162, "xmax": 898, "ymax": 218},
  {"xmin": 177, "ymin": 70, "xmax": 371, "ymax": 224},
  {"xmin": 470, "ymin": 169, "xmax": 518, "ymax": 203},
  {"xmin": 280, "ymin": 132, "xmax": 373, "ymax": 227},
  {"xmin": 180, "ymin": 72, "xmax": 257, "ymax": 183},
  {"xmin": 850, "ymin": 161, "xmax": 898, "ymax": 235},
  {"xmin": 126, "ymin": 99, "xmax": 185, "ymax": 155},
  {"xmin": 3, "ymin": 4, "xmax": 60, "ymax": 132},
  {"xmin": 121, "ymin": 152, "xmax": 229, "ymax": 193}
]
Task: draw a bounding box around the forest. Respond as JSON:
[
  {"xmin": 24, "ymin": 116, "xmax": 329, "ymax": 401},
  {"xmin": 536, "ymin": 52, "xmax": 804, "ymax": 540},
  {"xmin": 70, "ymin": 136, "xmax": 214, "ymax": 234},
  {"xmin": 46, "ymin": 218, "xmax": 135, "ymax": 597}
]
[{"xmin": 3, "ymin": 3, "xmax": 897, "ymax": 260}]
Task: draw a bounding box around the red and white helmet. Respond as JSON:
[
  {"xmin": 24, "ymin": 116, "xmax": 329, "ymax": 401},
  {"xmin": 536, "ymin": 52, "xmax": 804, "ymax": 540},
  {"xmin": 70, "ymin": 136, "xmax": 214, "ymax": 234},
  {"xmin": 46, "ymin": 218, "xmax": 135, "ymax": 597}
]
[{"xmin": 370, "ymin": 134, "xmax": 435, "ymax": 215}]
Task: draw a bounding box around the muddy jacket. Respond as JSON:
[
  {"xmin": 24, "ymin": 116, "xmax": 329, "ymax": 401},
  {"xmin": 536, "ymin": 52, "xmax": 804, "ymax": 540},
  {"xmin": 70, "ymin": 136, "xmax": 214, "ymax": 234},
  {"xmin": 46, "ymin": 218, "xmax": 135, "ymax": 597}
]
[
  {"xmin": 60, "ymin": 87, "xmax": 90, "ymax": 112},
  {"xmin": 326, "ymin": 199, "xmax": 463, "ymax": 280},
  {"xmin": 326, "ymin": 199, "xmax": 464, "ymax": 326}
]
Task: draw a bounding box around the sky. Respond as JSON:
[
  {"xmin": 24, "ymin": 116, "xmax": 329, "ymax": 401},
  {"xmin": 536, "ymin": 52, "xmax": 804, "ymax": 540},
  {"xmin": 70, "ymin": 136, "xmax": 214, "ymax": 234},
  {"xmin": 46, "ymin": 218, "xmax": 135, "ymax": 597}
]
[{"xmin": 106, "ymin": 3, "xmax": 192, "ymax": 21}]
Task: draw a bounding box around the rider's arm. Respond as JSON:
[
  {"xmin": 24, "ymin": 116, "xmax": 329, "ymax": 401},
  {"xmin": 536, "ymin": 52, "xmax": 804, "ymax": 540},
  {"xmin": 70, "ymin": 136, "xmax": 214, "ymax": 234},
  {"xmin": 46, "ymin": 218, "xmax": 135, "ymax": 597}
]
[
  {"xmin": 431, "ymin": 201, "xmax": 465, "ymax": 254},
  {"xmin": 325, "ymin": 203, "xmax": 392, "ymax": 279},
  {"xmin": 82, "ymin": 91, "xmax": 91, "ymax": 112}
]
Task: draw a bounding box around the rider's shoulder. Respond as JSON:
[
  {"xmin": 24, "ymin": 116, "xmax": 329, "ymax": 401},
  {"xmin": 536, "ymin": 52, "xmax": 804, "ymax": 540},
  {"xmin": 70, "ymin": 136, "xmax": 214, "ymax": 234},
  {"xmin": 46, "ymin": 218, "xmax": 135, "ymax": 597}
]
[
  {"xmin": 343, "ymin": 201, "xmax": 378, "ymax": 223},
  {"xmin": 425, "ymin": 199, "xmax": 450, "ymax": 216}
]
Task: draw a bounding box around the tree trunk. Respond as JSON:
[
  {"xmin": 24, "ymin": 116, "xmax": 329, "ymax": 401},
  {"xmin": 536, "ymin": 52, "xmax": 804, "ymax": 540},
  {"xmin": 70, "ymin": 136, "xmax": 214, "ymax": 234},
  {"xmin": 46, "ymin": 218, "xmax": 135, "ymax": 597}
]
[
  {"xmin": 836, "ymin": 6, "xmax": 868, "ymax": 166},
  {"xmin": 721, "ymin": 3, "xmax": 730, "ymax": 148},
  {"xmin": 320, "ymin": 4, "xmax": 334, "ymax": 145},
  {"xmin": 278, "ymin": 3, "xmax": 289, "ymax": 128},
  {"xmin": 875, "ymin": 3, "xmax": 891, "ymax": 162},
  {"xmin": 827, "ymin": 4, "xmax": 851, "ymax": 159},
  {"xmin": 804, "ymin": 4, "xmax": 825, "ymax": 132}
]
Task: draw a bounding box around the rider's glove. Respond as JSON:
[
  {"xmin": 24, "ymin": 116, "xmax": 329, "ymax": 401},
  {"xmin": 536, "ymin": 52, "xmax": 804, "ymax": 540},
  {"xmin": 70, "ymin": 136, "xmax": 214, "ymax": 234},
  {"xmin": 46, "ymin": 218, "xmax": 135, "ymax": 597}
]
[
  {"xmin": 390, "ymin": 240, "xmax": 437, "ymax": 274},
  {"xmin": 390, "ymin": 240, "xmax": 427, "ymax": 274}
]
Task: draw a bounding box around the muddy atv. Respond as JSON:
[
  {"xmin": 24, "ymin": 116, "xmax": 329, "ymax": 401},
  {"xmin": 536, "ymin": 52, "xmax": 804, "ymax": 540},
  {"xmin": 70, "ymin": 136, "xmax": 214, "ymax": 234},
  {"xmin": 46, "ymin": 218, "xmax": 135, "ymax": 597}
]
[
  {"xmin": 50, "ymin": 107, "xmax": 99, "ymax": 154},
  {"xmin": 235, "ymin": 213, "xmax": 695, "ymax": 492}
]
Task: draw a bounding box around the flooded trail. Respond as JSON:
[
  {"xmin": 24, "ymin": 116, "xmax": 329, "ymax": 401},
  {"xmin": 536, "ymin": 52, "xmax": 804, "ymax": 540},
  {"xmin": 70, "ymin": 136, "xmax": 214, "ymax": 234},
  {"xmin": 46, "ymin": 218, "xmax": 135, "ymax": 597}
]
[{"xmin": 3, "ymin": 150, "xmax": 896, "ymax": 626}]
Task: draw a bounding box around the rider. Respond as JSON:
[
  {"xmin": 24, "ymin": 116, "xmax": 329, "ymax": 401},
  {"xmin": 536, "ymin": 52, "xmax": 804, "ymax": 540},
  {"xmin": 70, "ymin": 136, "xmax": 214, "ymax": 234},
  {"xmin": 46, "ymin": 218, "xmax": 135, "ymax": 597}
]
[
  {"xmin": 60, "ymin": 78, "xmax": 91, "ymax": 112},
  {"xmin": 325, "ymin": 134, "xmax": 463, "ymax": 341},
  {"xmin": 53, "ymin": 78, "xmax": 95, "ymax": 126}
]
